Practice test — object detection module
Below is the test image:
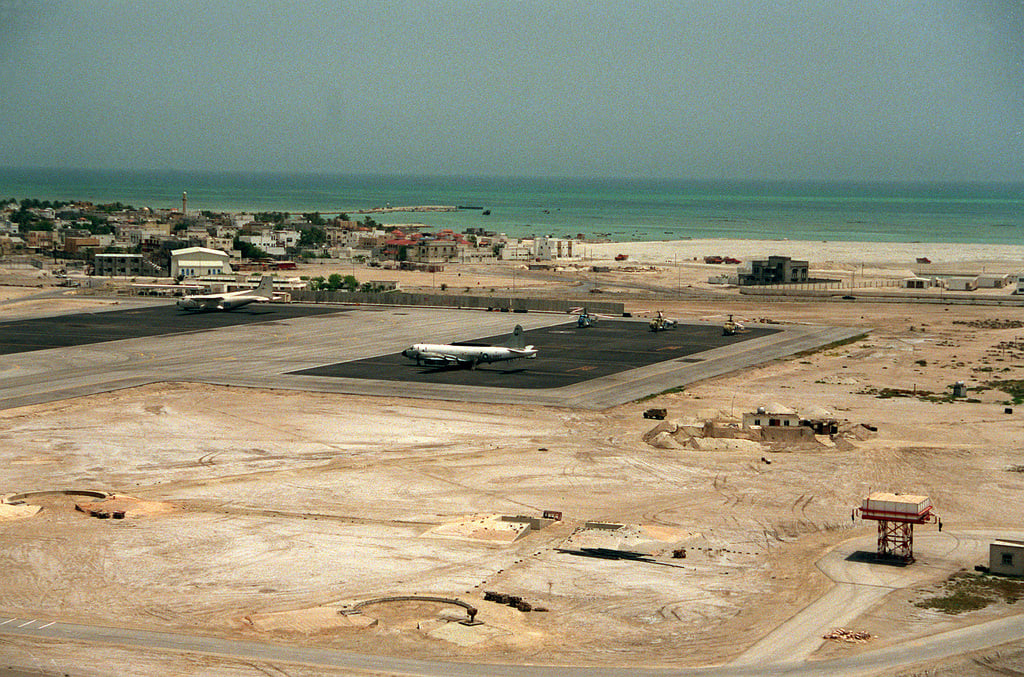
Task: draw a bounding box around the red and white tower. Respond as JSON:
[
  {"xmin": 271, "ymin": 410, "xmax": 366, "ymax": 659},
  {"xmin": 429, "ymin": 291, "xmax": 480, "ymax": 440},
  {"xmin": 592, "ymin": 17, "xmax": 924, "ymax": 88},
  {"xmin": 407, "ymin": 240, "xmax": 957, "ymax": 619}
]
[{"xmin": 858, "ymin": 492, "xmax": 936, "ymax": 563}]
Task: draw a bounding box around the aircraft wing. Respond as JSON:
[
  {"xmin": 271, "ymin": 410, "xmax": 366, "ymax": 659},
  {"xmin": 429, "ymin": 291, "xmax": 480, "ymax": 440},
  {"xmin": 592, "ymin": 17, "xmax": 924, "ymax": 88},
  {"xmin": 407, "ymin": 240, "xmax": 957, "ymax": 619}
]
[
  {"xmin": 194, "ymin": 295, "xmax": 227, "ymax": 309},
  {"xmin": 417, "ymin": 351, "xmax": 466, "ymax": 367}
]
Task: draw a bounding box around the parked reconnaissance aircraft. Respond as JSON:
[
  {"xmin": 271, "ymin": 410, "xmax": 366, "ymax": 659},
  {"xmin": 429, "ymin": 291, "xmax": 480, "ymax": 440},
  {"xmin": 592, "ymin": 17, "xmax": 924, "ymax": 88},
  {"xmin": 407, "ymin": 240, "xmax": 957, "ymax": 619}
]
[
  {"xmin": 402, "ymin": 325, "xmax": 538, "ymax": 369},
  {"xmin": 176, "ymin": 276, "xmax": 275, "ymax": 311}
]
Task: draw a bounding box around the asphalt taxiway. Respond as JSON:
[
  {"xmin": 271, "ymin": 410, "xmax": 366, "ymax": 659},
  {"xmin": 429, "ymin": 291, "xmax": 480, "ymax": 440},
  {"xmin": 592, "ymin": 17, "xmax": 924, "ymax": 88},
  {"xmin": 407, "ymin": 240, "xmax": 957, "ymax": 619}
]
[
  {"xmin": 0, "ymin": 302, "xmax": 864, "ymax": 410},
  {"xmin": 0, "ymin": 303, "xmax": 345, "ymax": 355},
  {"xmin": 294, "ymin": 320, "xmax": 780, "ymax": 389}
]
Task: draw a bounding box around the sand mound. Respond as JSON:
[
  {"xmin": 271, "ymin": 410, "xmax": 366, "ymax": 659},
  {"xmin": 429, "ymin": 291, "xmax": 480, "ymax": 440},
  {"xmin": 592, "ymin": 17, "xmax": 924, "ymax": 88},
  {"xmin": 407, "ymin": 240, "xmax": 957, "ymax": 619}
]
[
  {"xmin": 76, "ymin": 495, "xmax": 175, "ymax": 518},
  {"xmin": 242, "ymin": 606, "xmax": 376, "ymax": 635},
  {"xmin": 423, "ymin": 514, "xmax": 530, "ymax": 542},
  {"xmin": 647, "ymin": 431, "xmax": 683, "ymax": 449},
  {"xmin": 420, "ymin": 618, "xmax": 506, "ymax": 646},
  {"xmin": 686, "ymin": 437, "xmax": 764, "ymax": 453},
  {"xmin": 0, "ymin": 503, "xmax": 41, "ymax": 521},
  {"xmin": 563, "ymin": 522, "xmax": 699, "ymax": 555}
]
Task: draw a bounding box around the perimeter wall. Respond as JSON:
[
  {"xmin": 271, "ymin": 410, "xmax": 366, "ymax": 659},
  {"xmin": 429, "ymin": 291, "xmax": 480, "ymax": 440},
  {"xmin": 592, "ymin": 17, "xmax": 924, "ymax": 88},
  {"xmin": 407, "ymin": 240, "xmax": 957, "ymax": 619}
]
[{"xmin": 290, "ymin": 290, "xmax": 625, "ymax": 315}]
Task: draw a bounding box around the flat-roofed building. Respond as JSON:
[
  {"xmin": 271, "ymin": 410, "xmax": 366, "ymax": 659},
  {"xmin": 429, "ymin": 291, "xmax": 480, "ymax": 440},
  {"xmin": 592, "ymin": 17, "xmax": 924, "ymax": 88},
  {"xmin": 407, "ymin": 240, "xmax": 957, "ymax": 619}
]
[
  {"xmin": 94, "ymin": 253, "xmax": 146, "ymax": 277},
  {"xmin": 742, "ymin": 403, "xmax": 799, "ymax": 429},
  {"xmin": 737, "ymin": 256, "xmax": 809, "ymax": 285},
  {"xmin": 976, "ymin": 274, "xmax": 1011, "ymax": 289},
  {"xmin": 414, "ymin": 239, "xmax": 458, "ymax": 263},
  {"xmin": 64, "ymin": 236, "xmax": 100, "ymax": 254},
  {"xmin": 946, "ymin": 276, "xmax": 978, "ymax": 292}
]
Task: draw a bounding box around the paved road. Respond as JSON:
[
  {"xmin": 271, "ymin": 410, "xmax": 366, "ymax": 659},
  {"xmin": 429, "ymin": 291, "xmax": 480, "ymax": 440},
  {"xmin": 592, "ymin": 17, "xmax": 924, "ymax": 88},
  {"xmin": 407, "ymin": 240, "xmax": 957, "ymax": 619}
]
[
  {"xmin": 1, "ymin": 606, "xmax": 1023, "ymax": 677},
  {"xmin": 734, "ymin": 530, "xmax": 997, "ymax": 666}
]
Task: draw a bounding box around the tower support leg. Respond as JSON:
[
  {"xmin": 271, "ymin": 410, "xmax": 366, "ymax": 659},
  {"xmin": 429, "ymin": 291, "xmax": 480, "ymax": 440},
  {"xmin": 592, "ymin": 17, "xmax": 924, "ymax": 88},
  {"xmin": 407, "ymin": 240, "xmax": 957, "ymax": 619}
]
[{"xmin": 876, "ymin": 520, "xmax": 915, "ymax": 562}]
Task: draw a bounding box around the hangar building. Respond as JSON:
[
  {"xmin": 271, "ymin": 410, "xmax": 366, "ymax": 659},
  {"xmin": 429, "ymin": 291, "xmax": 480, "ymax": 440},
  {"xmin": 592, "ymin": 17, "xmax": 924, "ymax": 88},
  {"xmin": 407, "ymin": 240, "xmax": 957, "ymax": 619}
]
[{"xmin": 171, "ymin": 247, "xmax": 232, "ymax": 279}]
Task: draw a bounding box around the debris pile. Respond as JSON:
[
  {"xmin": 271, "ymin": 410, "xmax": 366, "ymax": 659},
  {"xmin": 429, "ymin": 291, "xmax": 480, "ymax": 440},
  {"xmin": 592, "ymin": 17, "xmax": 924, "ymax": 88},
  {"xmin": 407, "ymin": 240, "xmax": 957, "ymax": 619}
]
[
  {"xmin": 822, "ymin": 628, "xmax": 872, "ymax": 643},
  {"xmin": 953, "ymin": 319, "xmax": 1024, "ymax": 329},
  {"xmin": 483, "ymin": 591, "xmax": 546, "ymax": 612}
]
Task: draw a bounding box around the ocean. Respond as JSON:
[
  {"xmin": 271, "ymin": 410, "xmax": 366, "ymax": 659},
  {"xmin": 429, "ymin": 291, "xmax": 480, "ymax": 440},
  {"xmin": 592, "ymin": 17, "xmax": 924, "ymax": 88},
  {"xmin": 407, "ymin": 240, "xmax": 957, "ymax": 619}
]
[{"xmin": 1, "ymin": 168, "xmax": 1021, "ymax": 245}]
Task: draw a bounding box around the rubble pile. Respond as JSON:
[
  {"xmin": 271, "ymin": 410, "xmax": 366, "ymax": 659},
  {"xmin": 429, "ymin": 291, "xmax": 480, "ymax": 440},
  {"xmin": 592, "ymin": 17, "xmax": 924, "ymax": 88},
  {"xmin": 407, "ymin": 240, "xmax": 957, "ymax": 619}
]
[{"xmin": 822, "ymin": 627, "xmax": 872, "ymax": 643}]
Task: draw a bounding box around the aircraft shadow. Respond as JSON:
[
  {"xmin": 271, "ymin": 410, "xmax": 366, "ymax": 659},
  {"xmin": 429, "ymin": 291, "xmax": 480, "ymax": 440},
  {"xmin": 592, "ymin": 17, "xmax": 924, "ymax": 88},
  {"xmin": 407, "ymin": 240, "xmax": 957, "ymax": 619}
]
[{"xmin": 411, "ymin": 365, "xmax": 530, "ymax": 374}]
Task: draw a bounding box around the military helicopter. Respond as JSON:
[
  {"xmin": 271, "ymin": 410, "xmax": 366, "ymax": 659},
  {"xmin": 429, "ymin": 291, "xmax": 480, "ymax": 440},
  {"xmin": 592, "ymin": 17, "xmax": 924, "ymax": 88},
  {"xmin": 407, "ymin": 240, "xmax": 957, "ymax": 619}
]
[
  {"xmin": 722, "ymin": 314, "xmax": 747, "ymax": 336},
  {"xmin": 648, "ymin": 310, "xmax": 678, "ymax": 332},
  {"xmin": 569, "ymin": 307, "xmax": 612, "ymax": 328}
]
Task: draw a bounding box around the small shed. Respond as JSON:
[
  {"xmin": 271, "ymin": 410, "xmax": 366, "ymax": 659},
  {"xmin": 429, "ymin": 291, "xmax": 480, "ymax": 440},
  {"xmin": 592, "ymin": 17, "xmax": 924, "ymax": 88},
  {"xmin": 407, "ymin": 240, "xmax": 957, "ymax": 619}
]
[
  {"xmin": 990, "ymin": 540, "xmax": 1024, "ymax": 576},
  {"xmin": 800, "ymin": 406, "xmax": 839, "ymax": 435}
]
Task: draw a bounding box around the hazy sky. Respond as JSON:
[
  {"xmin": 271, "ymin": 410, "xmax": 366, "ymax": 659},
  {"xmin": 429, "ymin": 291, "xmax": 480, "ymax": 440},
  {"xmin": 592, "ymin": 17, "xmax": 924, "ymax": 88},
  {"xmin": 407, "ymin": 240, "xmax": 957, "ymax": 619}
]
[{"xmin": 2, "ymin": 0, "xmax": 1021, "ymax": 181}]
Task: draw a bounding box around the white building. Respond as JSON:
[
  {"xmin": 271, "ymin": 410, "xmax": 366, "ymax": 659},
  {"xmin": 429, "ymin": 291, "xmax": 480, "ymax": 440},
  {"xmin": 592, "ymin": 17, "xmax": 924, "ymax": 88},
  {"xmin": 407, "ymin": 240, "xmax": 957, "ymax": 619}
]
[
  {"xmin": 902, "ymin": 277, "xmax": 932, "ymax": 289},
  {"xmin": 499, "ymin": 240, "xmax": 535, "ymax": 260},
  {"xmin": 946, "ymin": 277, "xmax": 978, "ymax": 292},
  {"xmin": 534, "ymin": 236, "xmax": 575, "ymax": 260},
  {"xmin": 237, "ymin": 234, "xmax": 286, "ymax": 257},
  {"xmin": 976, "ymin": 274, "xmax": 1012, "ymax": 289},
  {"xmin": 742, "ymin": 404, "xmax": 800, "ymax": 429},
  {"xmin": 170, "ymin": 246, "xmax": 232, "ymax": 278}
]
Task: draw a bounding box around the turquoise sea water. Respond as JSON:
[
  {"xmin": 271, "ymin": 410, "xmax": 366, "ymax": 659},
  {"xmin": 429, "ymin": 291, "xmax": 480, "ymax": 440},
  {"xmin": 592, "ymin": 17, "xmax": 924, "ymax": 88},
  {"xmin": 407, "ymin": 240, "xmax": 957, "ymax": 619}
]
[{"xmin": 0, "ymin": 168, "xmax": 1021, "ymax": 245}]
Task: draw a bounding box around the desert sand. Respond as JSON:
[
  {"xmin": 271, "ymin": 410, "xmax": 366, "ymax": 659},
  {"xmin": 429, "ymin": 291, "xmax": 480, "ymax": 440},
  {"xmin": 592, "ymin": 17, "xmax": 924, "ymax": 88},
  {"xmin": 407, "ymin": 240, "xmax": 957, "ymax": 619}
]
[{"xmin": 1, "ymin": 245, "xmax": 1024, "ymax": 675}]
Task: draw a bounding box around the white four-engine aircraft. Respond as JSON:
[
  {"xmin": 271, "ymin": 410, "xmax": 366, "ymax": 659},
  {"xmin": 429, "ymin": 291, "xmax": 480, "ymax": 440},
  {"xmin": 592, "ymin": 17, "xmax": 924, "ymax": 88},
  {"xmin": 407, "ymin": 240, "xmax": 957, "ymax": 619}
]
[
  {"xmin": 176, "ymin": 276, "xmax": 275, "ymax": 311},
  {"xmin": 402, "ymin": 325, "xmax": 538, "ymax": 369}
]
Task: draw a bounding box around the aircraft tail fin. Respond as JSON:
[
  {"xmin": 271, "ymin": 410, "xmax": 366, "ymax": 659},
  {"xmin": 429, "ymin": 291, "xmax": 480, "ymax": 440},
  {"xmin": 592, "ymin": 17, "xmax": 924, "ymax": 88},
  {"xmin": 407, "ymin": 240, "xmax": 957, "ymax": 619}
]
[
  {"xmin": 254, "ymin": 275, "xmax": 274, "ymax": 298},
  {"xmin": 504, "ymin": 324, "xmax": 526, "ymax": 349}
]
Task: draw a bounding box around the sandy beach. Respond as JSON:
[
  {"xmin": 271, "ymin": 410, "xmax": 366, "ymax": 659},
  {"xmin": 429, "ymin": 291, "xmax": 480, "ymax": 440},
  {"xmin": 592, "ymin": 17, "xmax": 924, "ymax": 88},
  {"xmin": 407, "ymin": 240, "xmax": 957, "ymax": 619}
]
[{"xmin": 585, "ymin": 238, "xmax": 1024, "ymax": 269}]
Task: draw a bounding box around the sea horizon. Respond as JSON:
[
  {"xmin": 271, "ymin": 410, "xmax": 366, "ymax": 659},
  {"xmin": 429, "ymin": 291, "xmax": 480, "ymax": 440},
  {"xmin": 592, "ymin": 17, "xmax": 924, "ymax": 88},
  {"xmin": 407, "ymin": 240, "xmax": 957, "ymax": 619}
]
[{"xmin": 1, "ymin": 166, "xmax": 1022, "ymax": 247}]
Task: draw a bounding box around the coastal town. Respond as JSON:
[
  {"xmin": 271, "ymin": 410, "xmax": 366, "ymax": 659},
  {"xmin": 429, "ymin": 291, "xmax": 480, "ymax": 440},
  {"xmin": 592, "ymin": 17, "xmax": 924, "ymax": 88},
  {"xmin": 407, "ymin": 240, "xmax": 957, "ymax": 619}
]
[
  {"xmin": 3, "ymin": 196, "xmax": 1024, "ymax": 306},
  {"xmin": 0, "ymin": 196, "xmax": 574, "ymax": 277}
]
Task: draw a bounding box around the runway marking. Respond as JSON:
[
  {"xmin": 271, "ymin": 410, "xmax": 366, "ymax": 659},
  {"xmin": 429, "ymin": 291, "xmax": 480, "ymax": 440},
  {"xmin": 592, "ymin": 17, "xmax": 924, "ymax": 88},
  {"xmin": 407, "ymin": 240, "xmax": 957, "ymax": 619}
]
[
  {"xmin": 568, "ymin": 366, "xmax": 597, "ymax": 372},
  {"xmin": 0, "ymin": 618, "xmax": 14, "ymax": 625},
  {"xmin": 17, "ymin": 619, "xmax": 34, "ymax": 627},
  {"xmin": 38, "ymin": 621, "xmax": 54, "ymax": 629}
]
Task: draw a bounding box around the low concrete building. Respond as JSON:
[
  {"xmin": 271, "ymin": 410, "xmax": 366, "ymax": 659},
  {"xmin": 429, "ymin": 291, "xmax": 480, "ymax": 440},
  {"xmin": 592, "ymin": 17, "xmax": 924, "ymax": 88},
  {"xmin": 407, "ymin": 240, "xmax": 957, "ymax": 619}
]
[
  {"xmin": 976, "ymin": 274, "xmax": 1012, "ymax": 289},
  {"xmin": 946, "ymin": 276, "xmax": 978, "ymax": 292},
  {"xmin": 742, "ymin": 404, "xmax": 800, "ymax": 429},
  {"xmin": 170, "ymin": 246, "xmax": 232, "ymax": 278},
  {"xmin": 990, "ymin": 540, "xmax": 1024, "ymax": 576},
  {"xmin": 499, "ymin": 241, "xmax": 534, "ymax": 260},
  {"xmin": 902, "ymin": 277, "xmax": 931, "ymax": 289},
  {"xmin": 737, "ymin": 256, "xmax": 809, "ymax": 285},
  {"xmin": 64, "ymin": 236, "xmax": 100, "ymax": 254}
]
